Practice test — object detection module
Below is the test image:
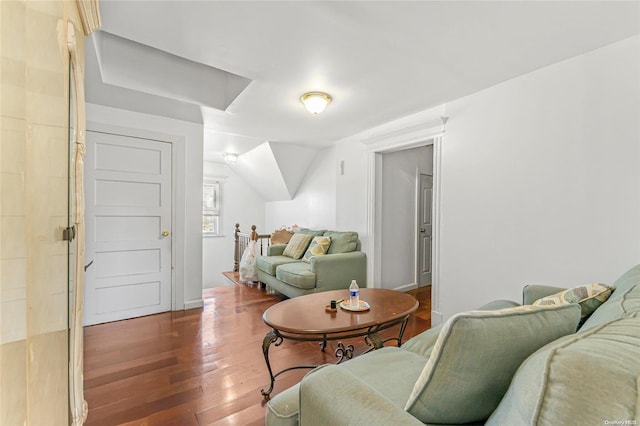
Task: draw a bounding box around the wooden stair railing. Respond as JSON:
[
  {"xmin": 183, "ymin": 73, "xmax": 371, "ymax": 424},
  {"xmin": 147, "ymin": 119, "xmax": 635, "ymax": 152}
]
[{"xmin": 234, "ymin": 224, "xmax": 272, "ymax": 272}]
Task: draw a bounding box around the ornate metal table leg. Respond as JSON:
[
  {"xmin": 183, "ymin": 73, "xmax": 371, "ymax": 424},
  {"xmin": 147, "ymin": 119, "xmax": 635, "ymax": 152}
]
[
  {"xmin": 319, "ymin": 334, "xmax": 327, "ymax": 352},
  {"xmin": 397, "ymin": 316, "xmax": 410, "ymax": 346},
  {"xmin": 334, "ymin": 342, "xmax": 354, "ymax": 363},
  {"xmin": 260, "ymin": 330, "xmax": 282, "ymax": 399},
  {"xmin": 364, "ymin": 332, "xmax": 384, "ymax": 353}
]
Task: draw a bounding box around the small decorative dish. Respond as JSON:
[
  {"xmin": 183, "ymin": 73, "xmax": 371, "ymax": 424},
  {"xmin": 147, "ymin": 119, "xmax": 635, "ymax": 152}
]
[{"xmin": 339, "ymin": 300, "xmax": 370, "ymax": 312}]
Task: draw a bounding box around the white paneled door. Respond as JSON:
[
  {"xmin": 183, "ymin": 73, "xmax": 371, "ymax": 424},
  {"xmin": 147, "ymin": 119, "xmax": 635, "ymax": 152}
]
[
  {"xmin": 418, "ymin": 174, "xmax": 433, "ymax": 287},
  {"xmin": 84, "ymin": 131, "xmax": 172, "ymax": 325}
]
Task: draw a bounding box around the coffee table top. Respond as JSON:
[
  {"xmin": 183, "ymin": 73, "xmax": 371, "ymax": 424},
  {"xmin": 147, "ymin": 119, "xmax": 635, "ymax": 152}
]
[{"xmin": 263, "ymin": 288, "xmax": 418, "ymax": 335}]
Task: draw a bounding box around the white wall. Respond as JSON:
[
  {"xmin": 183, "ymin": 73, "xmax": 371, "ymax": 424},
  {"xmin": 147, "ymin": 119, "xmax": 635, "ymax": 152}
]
[
  {"xmin": 86, "ymin": 103, "xmax": 204, "ymax": 309},
  {"xmin": 436, "ymin": 35, "xmax": 640, "ymax": 319},
  {"xmin": 264, "ymin": 142, "xmax": 369, "ymax": 235},
  {"xmin": 202, "ymin": 161, "xmax": 265, "ymax": 287},
  {"xmin": 335, "ymin": 140, "xmax": 369, "ymax": 235},
  {"xmin": 262, "ymin": 36, "xmax": 640, "ymax": 323},
  {"xmin": 265, "ymin": 146, "xmax": 338, "ymax": 232},
  {"xmin": 380, "ymin": 146, "xmax": 433, "ymax": 289}
]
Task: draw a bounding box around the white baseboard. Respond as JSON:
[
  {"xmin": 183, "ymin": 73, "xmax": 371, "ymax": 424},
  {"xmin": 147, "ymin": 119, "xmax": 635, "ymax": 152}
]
[
  {"xmin": 393, "ymin": 282, "xmax": 418, "ymax": 292},
  {"xmin": 431, "ymin": 310, "xmax": 443, "ymax": 326},
  {"xmin": 183, "ymin": 299, "xmax": 204, "ymax": 310}
]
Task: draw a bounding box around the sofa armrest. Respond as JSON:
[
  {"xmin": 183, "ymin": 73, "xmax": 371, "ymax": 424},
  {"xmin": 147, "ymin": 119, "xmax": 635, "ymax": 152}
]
[
  {"xmin": 522, "ymin": 285, "xmax": 567, "ymax": 305},
  {"xmin": 402, "ymin": 324, "xmax": 442, "ymax": 358},
  {"xmin": 310, "ymin": 251, "xmax": 367, "ymax": 291},
  {"xmin": 266, "ymin": 244, "xmax": 287, "ymax": 256},
  {"xmin": 299, "ymin": 365, "xmax": 423, "ymax": 426}
]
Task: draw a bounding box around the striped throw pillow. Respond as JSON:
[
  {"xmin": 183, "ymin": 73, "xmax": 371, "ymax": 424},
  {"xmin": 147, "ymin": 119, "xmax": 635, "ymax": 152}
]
[{"xmin": 282, "ymin": 233, "xmax": 313, "ymax": 259}]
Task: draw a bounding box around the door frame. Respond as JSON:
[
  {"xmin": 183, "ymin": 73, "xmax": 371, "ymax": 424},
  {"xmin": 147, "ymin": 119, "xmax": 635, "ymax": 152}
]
[
  {"xmin": 86, "ymin": 121, "xmax": 183, "ymax": 311},
  {"xmin": 362, "ymin": 116, "xmax": 447, "ymax": 326}
]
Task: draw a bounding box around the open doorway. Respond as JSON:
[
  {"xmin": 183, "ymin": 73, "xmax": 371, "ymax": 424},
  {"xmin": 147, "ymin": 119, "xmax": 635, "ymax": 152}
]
[
  {"xmin": 378, "ymin": 145, "xmax": 433, "ymax": 291},
  {"xmin": 364, "ymin": 116, "xmax": 446, "ymax": 326}
]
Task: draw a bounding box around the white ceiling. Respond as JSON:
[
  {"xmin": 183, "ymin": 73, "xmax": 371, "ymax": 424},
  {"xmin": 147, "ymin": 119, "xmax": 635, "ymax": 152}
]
[{"xmin": 88, "ymin": 1, "xmax": 640, "ymax": 162}]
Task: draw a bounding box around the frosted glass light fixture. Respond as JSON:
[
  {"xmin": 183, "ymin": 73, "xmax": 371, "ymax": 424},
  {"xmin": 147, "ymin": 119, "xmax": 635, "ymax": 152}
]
[
  {"xmin": 300, "ymin": 92, "xmax": 332, "ymax": 114},
  {"xmin": 224, "ymin": 152, "xmax": 238, "ymax": 164}
]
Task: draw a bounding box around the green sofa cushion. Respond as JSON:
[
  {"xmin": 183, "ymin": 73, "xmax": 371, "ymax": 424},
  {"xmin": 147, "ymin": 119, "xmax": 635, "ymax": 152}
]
[
  {"xmin": 581, "ymin": 264, "xmax": 640, "ymax": 330},
  {"xmin": 401, "ymin": 324, "xmax": 442, "ymax": 359},
  {"xmin": 402, "ymin": 300, "xmax": 520, "ymax": 358},
  {"xmin": 340, "ymin": 347, "xmax": 429, "ymax": 407},
  {"xmin": 487, "ymin": 312, "xmax": 640, "ymax": 425},
  {"xmin": 297, "ymin": 228, "xmax": 326, "ymax": 237},
  {"xmin": 323, "ymin": 231, "xmax": 359, "ymax": 254},
  {"xmin": 275, "ymin": 262, "xmax": 316, "ymax": 290},
  {"xmin": 271, "ymin": 347, "xmax": 429, "ymax": 426},
  {"xmin": 265, "ymin": 383, "xmax": 298, "ymax": 426},
  {"xmin": 405, "ymin": 304, "xmax": 581, "ymax": 424},
  {"xmin": 299, "ymin": 365, "xmax": 427, "ymax": 426},
  {"xmin": 256, "ymin": 255, "xmax": 299, "ymax": 276}
]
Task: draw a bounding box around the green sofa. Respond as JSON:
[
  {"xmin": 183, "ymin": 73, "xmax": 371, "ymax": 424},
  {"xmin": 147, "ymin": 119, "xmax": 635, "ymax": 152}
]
[
  {"xmin": 257, "ymin": 229, "xmax": 367, "ymax": 299},
  {"xmin": 266, "ymin": 264, "xmax": 640, "ymax": 425}
]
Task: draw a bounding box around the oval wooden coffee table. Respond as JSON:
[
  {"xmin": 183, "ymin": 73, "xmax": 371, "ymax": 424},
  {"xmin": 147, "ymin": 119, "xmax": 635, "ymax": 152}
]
[{"xmin": 260, "ymin": 288, "xmax": 418, "ymax": 399}]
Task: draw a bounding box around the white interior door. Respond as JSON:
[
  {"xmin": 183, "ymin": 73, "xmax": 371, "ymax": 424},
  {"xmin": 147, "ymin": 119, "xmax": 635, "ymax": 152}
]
[
  {"xmin": 84, "ymin": 131, "xmax": 172, "ymax": 325},
  {"xmin": 417, "ymin": 174, "xmax": 433, "ymax": 287}
]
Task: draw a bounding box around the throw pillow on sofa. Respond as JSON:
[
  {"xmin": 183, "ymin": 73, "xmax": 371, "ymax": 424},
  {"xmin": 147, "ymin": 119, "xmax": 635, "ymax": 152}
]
[
  {"xmin": 404, "ymin": 303, "xmax": 581, "ymax": 424},
  {"xmin": 282, "ymin": 233, "xmax": 313, "ymax": 259},
  {"xmin": 297, "ymin": 228, "xmax": 326, "ymax": 237},
  {"xmin": 532, "ymin": 282, "xmax": 615, "ymax": 322},
  {"xmin": 302, "ymin": 236, "xmax": 332, "ymax": 263},
  {"xmin": 323, "ymin": 231, "xmax": 359, "ymax": 254},
  {"xmin": 270, "ymin": 229, "xmax": 294, "ymax": 245}
]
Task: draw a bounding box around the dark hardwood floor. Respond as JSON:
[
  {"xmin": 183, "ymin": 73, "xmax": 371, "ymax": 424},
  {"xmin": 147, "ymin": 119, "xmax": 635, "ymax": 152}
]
[{"xmin": 83, "ymin": 277, "xmax": 432, "ymax": 425}]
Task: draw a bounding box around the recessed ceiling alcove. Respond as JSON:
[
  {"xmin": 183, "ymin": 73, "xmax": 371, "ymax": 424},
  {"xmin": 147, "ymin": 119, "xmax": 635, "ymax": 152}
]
[{"xmin": 86, "ymin": 30, "xmax": 252, "ymax": 123}]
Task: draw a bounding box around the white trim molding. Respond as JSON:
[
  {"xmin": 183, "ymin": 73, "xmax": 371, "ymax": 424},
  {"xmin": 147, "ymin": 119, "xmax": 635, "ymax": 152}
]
[
  {"xmin": 362, "ymin": 116, "xmax": 448, "ymax": 152},
  {"xmin": 430, "ymin": 134, "xmax": 444, "ymax": 326},
  {"xmin": 364, "ymin": 115, "xmax": 447, "ymax": 326}
]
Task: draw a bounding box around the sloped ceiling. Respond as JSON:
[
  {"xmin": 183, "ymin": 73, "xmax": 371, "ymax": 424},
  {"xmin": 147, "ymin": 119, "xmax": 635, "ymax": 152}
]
[
  {"xmin": 87, "ymin": 1, "xmax": 640, "ymax": 192},
  {"xmin": 90, "ymin": 1, "xmax": 640, "ymax": 155},
  {"xmin": 86, "ymin": 30, "xmax": 252, "ymax": 123},
  {"xmin": 94, "ymin": 31, "xmax": 251, "ymax": 110},
  {"xmin": 85, "ymin": 37, "xmax": 204, "ymax": 123},
  {"xmin": 231, "ymin": 142, "xmax": 318, "ymax": 201}
]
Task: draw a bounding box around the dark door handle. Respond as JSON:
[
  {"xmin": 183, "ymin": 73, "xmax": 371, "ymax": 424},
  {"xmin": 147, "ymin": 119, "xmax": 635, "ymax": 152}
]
[
  {"xmin": 63, "ymin": 225, "xmax": 76, "ymax": 242},
  {"xmin": 84, "ymin": 260, "xmax": 94, "ymax": 271}
]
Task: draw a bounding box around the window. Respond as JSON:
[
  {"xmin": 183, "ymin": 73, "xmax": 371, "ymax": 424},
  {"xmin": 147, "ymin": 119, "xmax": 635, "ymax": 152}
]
[{"xmin": 203, "ymin": 182, "xmax": 221, "ymax": 235}]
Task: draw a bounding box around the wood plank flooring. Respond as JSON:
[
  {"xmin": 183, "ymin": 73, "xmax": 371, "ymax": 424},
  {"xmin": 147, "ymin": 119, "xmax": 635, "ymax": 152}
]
[{"xmin": 83, "ymin": 278, "xmax": 432, "ymax": 425}]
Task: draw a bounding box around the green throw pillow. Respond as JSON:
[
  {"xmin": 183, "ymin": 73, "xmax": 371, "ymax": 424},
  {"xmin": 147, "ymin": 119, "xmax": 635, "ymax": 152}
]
[
  {"xmin": 532, "ymin": 283, "xmax": 615, "ymax": 321},
  {"xmin": 302, "ymin": 236, "xmax": 331, "ymax": 263},
  {"xmin": 323, "ymin": 231, "xmax": 359, "ymax": 254},
  {"xmin": 404, "ymin": 304, "xmax": 581, "ymax": 424},
  {"xmin": 282, "ymin": 233, "xmax": 313, "ymax": 260}
]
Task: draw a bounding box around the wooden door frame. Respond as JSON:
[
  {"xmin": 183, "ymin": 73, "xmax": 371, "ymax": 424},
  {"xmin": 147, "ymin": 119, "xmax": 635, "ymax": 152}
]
[
  {"xmin": 86, "ymin": 121, "xmax": 182, "ymax": 311},
  {"xmin": 362, "ymin": 116, "xmax": 447, "ymax": 326}
]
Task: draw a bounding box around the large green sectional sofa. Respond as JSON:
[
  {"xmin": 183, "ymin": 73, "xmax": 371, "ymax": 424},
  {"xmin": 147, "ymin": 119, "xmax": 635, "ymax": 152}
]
[
  {"xmin": 266, "ymin": 263, "xmax": 640, "ymax": 425},
  {"xmin": 257, "ymin": 228, "xmax": 367, "ymax": 299}
]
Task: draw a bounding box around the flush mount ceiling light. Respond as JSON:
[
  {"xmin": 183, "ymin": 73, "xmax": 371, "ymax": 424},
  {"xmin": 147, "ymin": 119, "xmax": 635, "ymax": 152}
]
[
  {"xmin": 224, "ymin": 152, "xmax": 238, "ymax": 164},
  {"xmin": 300, "ymin": 92, "xmax": 332, "ymax": 114}
]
